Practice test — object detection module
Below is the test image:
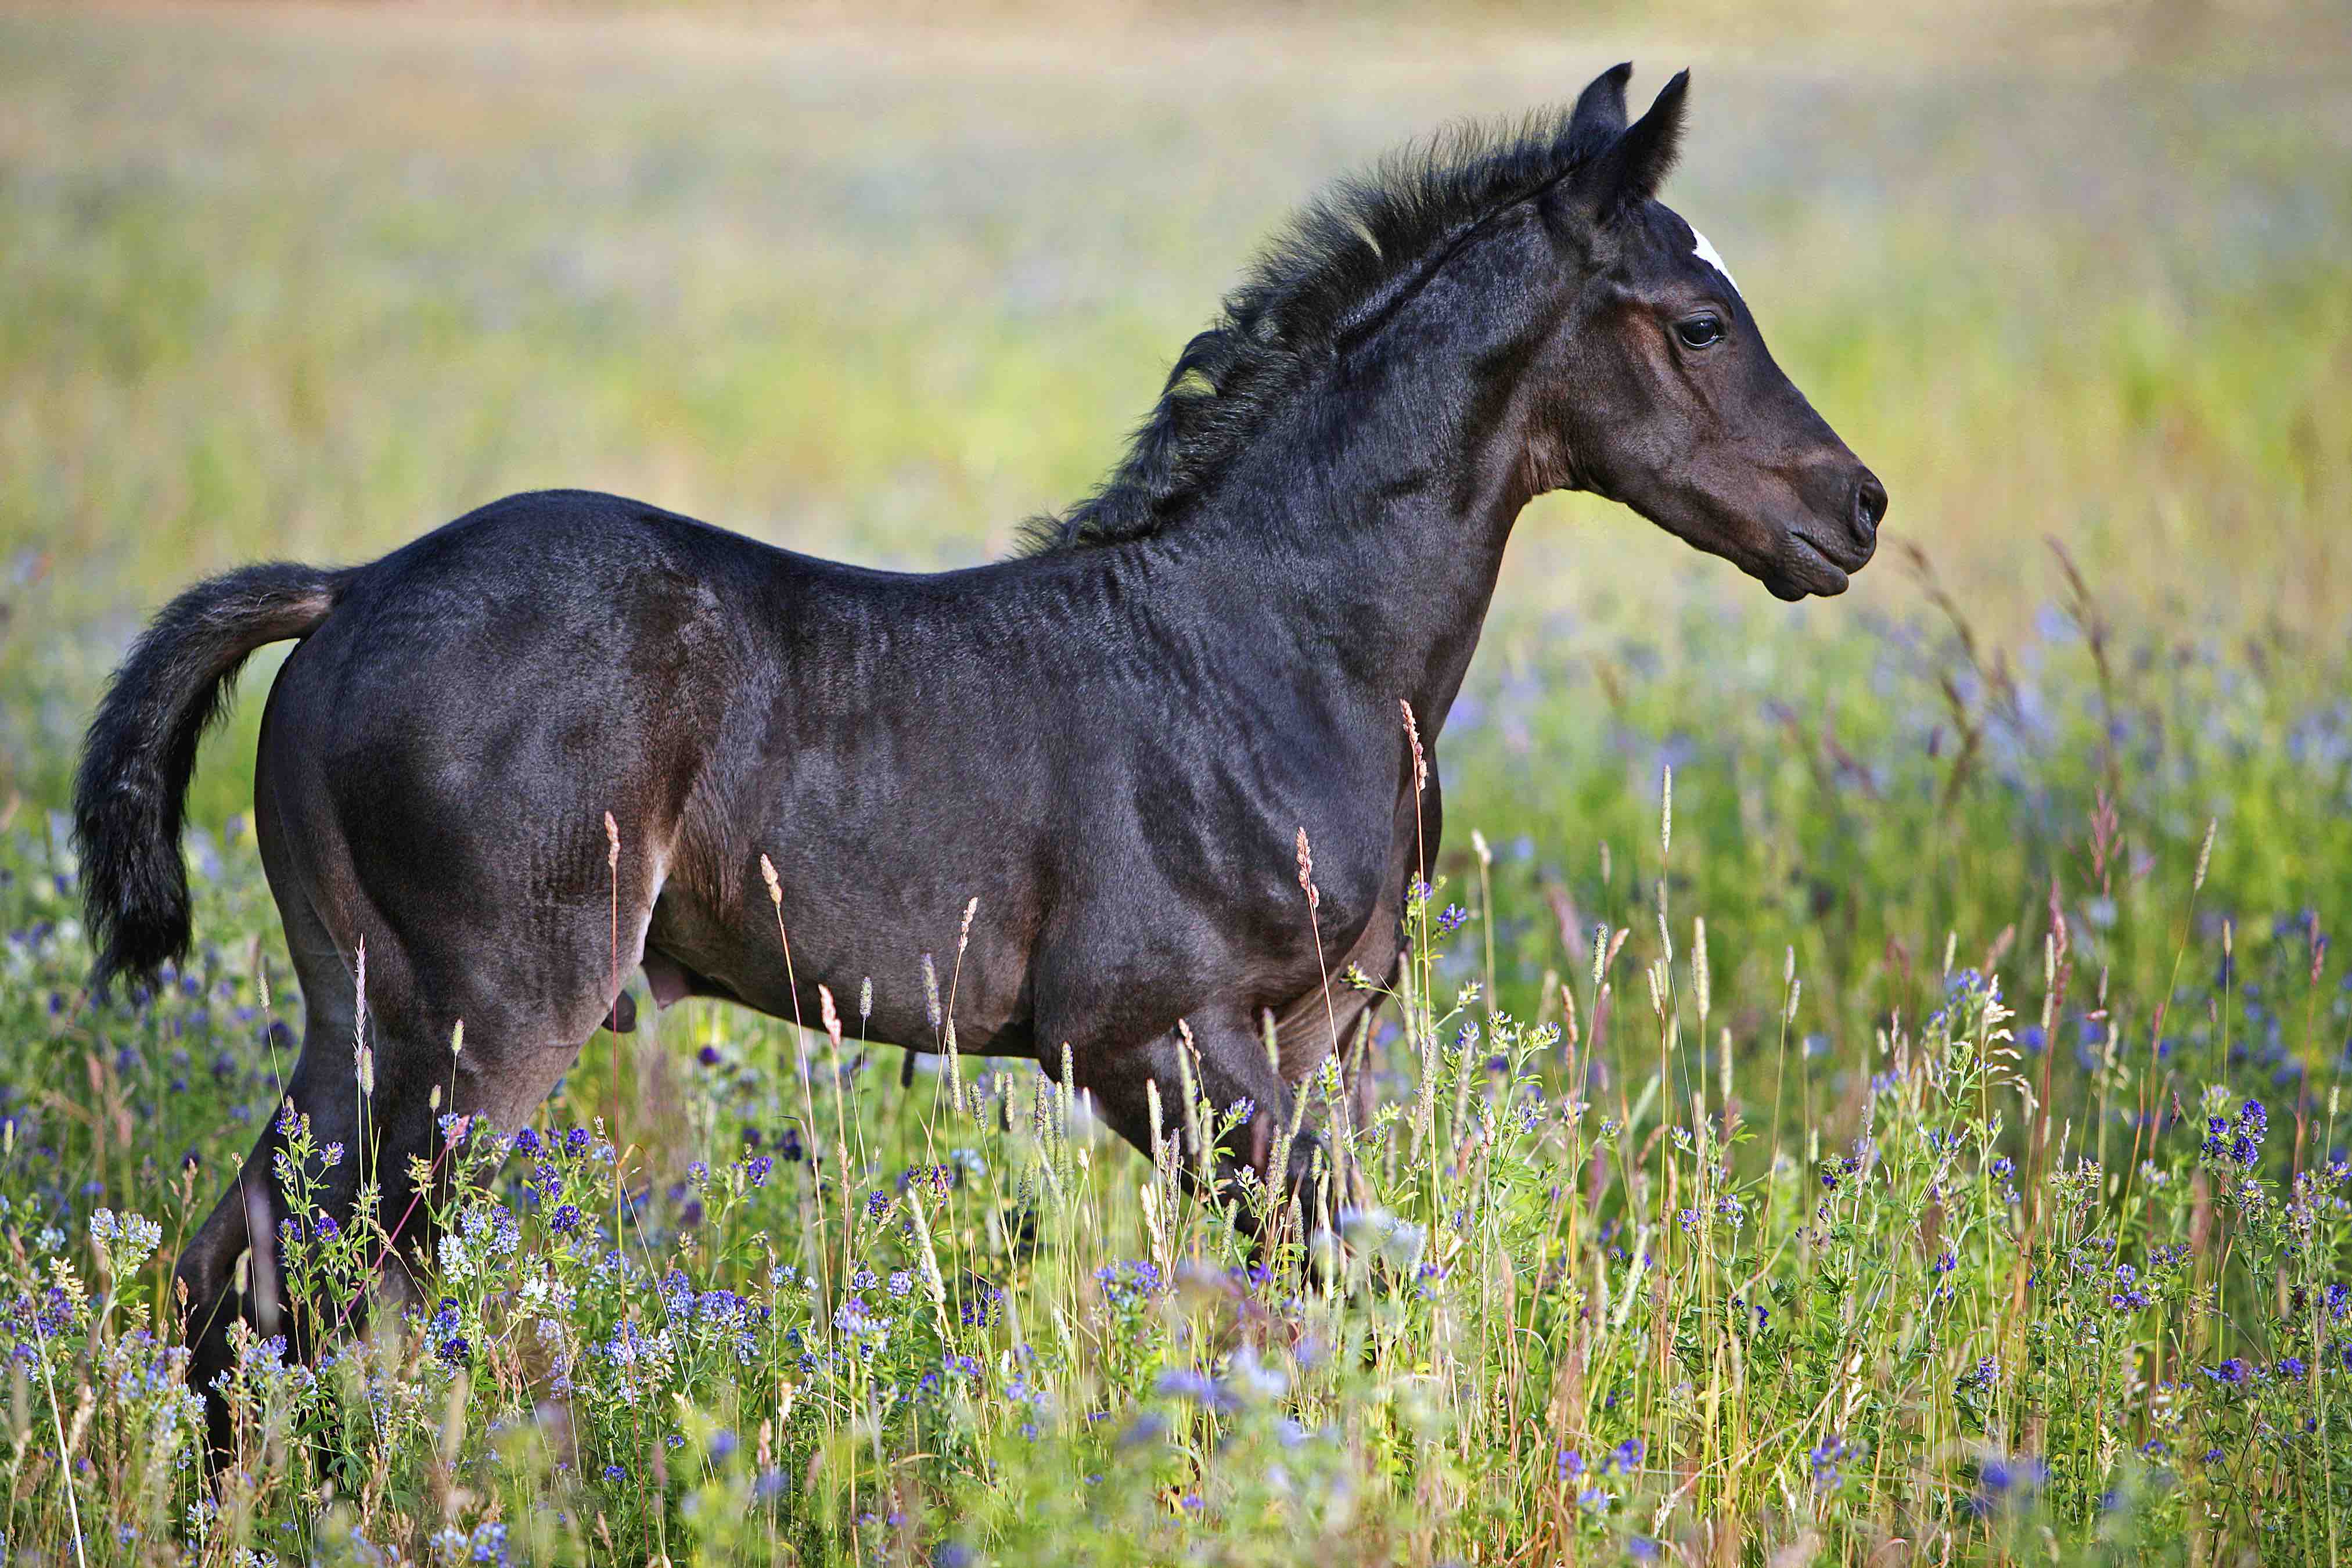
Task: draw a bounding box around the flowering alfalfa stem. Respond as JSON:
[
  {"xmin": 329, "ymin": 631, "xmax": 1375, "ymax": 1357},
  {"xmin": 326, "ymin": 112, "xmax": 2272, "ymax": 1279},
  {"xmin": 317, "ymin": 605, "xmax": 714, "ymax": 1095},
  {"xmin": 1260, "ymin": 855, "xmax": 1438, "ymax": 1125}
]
[
  {"xmin": 29, "ymin": 1279, "xmax": 87, "ymax": 1568},
  {"xmin": 328, "ymin": 1114, "xmax": 469, "ymax": 1344}
]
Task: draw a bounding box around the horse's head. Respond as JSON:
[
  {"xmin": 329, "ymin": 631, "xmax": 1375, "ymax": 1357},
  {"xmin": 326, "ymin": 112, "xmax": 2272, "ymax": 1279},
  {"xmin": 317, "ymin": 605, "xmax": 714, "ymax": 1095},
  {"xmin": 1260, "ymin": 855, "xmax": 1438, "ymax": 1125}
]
[{"xmin": 1530, "ymin": 66, "xmax": 1885, "ymax": 600}]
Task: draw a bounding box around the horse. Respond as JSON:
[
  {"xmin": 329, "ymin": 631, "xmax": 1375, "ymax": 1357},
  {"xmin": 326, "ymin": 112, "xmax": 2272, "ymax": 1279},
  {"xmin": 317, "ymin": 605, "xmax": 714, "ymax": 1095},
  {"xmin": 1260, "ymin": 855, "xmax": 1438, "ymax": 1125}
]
[{"xmin": 73, "ymin": 64, "xmax": 1882, "ymax": 1451}]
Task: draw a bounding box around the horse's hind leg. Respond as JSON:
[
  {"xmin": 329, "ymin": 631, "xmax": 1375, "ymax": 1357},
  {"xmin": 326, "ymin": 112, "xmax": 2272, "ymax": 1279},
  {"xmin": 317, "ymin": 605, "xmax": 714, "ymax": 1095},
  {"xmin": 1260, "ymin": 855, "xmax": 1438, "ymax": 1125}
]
[
  {"xmin": 175, "ymin": 861, "xmax": 370, "ymax": 1459},
  {"xmin": 177, "ymin": 754, "xmax": 504, "ymax": 1461},
  {"xmin": 178, "ymin": 880, "xmax": 627, "ymax": 1460}
]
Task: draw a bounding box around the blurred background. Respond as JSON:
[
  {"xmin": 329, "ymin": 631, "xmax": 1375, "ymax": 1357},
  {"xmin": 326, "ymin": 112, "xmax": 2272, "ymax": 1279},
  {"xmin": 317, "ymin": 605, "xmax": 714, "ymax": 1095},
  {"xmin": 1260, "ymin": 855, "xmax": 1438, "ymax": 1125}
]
[{"xmin": 3, "ymin": 1, "xmax": 2349, "ymax": 1027}]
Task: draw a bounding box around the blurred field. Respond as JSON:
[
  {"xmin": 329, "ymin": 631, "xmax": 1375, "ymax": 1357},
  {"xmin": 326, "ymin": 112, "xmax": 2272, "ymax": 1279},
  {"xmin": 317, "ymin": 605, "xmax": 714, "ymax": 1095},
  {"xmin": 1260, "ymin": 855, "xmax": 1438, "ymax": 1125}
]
[
  {"xmin": 5, "ymin": 3, "xmax": 2350, "ymax": 807},
  {"xmin": 4, "ymin": 4, "xmax": 2352, "ymax": 1562}
]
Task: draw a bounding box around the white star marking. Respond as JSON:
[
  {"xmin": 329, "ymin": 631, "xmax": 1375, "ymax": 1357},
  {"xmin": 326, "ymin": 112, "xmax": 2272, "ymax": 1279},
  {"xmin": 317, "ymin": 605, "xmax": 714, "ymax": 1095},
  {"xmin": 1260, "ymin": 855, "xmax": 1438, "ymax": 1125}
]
[{"xmin": 1689, "ymin": 228, "xmax": 1738, "ymax": 293}]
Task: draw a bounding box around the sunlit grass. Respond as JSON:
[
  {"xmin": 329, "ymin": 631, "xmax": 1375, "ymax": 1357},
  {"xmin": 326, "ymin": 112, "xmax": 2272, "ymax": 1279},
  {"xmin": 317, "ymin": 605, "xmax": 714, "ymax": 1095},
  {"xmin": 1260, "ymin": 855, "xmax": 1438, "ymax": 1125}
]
[{"xmin": 5, "ymin": 666, "xmax": 2349, "ymax": 1562}]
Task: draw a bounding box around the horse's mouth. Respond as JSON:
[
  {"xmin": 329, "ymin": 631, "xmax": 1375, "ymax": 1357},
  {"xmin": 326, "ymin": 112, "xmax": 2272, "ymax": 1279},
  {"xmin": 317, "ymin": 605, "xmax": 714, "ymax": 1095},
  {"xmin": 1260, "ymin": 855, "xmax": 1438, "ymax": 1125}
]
[{"xmin": 1764, "ymin": 530, "xmax": 1855, "ymax": 600}]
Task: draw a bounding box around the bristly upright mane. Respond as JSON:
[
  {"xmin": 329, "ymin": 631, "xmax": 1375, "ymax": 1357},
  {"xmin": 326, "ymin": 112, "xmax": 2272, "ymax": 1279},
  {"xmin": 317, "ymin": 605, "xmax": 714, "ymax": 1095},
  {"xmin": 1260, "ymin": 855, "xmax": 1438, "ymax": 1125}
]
[{"xmin": 1017, "ymin": 102, "xmax": 1616, "ymax": 555}]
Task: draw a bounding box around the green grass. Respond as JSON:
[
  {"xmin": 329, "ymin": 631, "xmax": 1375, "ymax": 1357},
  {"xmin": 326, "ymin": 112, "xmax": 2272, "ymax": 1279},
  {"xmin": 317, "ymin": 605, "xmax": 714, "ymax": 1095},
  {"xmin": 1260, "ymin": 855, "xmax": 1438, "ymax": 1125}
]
[{"xmin": 2, "ymin": 5, "xmax": 2351, "ymax": 1562}]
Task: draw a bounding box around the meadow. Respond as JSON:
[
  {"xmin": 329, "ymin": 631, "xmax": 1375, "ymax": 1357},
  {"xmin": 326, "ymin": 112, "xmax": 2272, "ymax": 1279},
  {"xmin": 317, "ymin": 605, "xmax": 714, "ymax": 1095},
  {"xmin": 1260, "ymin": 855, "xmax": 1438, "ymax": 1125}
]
[{"xmin": 2, "ymin": 4, "xmax": 2351, "ymax": 1562}]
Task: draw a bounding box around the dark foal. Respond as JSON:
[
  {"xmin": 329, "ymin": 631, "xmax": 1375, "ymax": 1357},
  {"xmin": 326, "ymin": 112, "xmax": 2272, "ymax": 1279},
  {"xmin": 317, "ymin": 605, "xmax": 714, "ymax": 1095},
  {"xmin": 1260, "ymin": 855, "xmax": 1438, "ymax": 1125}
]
[{"xmin": 74, "ymin": 64, "xmax": 1882, "ymax": 1451}]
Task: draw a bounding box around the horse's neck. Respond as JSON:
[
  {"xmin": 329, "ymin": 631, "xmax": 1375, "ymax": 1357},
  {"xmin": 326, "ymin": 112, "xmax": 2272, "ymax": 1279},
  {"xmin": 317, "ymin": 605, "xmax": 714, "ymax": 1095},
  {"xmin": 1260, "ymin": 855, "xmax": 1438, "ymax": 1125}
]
[{"xmin": 1170, "ymin": 358, "xmax": 1534, "ymax": 738}]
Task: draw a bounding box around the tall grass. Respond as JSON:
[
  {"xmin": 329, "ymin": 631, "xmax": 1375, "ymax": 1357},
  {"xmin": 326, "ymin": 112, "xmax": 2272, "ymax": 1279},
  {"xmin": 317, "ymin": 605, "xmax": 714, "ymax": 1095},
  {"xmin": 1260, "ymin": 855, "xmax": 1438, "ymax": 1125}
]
[{"xmin": 2, "ymin": 653, "xmax": 2347, "ymax": 1562}]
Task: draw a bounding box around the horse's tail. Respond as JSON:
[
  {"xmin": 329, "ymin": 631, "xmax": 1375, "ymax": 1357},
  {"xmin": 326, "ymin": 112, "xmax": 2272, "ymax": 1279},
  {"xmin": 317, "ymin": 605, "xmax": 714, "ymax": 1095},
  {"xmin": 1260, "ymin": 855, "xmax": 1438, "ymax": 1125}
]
[{"xmin": 74, "ymin": 562, "xmax": 354, "ymax": 996}]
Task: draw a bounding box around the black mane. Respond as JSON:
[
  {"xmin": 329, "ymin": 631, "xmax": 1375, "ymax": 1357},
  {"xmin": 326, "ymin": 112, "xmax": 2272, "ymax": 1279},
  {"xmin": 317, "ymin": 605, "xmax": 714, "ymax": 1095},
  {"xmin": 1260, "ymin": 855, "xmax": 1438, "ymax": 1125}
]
[{"xmin": 1019, "ymin": 105, "xmax": 1606, "ymax": 554}]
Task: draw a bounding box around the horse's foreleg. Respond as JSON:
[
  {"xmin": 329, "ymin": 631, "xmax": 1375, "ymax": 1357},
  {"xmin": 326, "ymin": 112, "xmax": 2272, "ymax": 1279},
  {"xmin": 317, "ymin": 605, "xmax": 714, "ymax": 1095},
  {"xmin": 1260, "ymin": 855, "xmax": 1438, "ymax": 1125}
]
[{"xmin": 1069, "ymin": 1010, "xmax": 1333, "ymax": 1249}]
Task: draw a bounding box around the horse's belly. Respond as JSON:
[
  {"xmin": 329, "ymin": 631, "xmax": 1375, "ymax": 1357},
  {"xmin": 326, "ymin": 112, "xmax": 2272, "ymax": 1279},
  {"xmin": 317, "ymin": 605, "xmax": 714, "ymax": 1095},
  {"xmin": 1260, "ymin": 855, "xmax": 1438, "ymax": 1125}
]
[{"xmin": 641, "ymin": 867, "xmax": 1041, "ymax": 1060}]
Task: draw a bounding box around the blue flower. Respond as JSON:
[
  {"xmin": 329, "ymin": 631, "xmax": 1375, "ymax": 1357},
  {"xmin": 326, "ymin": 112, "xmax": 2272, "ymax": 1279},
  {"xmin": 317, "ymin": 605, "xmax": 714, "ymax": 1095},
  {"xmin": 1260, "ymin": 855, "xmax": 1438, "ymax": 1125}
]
[
  {"xmin": 1156, "ymin": 1368, "xmax": 1216, "ymax": 1401},
  {"xmin": 1096, "ymin": 1260, "xmax": 1167, "ymax": 1306},
  {"xmin": 1968, "ymin": 1454, "xmax": 2047, "ymax": 1517},
  {"xmin": 1117, "ymin": 1411, "xmax": 1169, "ymax": 1450},
  {"xmin": 1810, "ymin": 1434, "xmax": 1854, "ymax": 1491},
  {"xmin": 2203, "ymin": 1101, "xmax": 2268, "ymax": 1168},
  {"xmin": 1438, "ymin": 904, "xmax": 1470, "ymax": 934},
  {"xmin": 1155, "ymin": 1368, "xmax": 1240, "ymax": 1413}
]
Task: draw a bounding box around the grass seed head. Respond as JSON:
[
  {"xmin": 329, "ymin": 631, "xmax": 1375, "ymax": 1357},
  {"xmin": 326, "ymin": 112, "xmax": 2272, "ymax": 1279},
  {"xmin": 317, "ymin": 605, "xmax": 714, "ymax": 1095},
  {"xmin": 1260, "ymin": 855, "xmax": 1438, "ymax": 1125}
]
[{"xmin": 1659, "ymin": 765, "xmax": 1672, "ymax": 857}]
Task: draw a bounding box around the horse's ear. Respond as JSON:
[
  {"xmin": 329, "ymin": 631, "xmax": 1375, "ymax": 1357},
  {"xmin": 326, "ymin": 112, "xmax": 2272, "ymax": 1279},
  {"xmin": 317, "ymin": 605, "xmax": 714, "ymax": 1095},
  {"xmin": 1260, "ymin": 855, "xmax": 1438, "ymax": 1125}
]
[
  {"xmin": 1558, "ymin": 69, "xmax": 1689, "ymax": 219},
  {"xmin": 1563, "ymin": 62, "xmax": 1634, "ymax": 155}
]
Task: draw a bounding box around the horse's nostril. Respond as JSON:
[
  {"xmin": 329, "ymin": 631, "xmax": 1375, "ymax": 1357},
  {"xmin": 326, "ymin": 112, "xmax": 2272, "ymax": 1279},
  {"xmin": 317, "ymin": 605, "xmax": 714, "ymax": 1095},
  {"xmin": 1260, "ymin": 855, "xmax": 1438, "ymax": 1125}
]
[{"xmin": 1853, "ymin": 474, "xmax": 1888, "ymax": 536}]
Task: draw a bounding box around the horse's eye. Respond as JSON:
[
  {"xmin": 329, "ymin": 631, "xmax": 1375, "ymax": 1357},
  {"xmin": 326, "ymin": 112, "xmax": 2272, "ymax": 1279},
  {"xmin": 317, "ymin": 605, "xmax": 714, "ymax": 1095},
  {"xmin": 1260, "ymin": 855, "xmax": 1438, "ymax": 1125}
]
[{"xmin": 1675, "ymin": 314, "xmax": 1726, "ymax": 350}]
